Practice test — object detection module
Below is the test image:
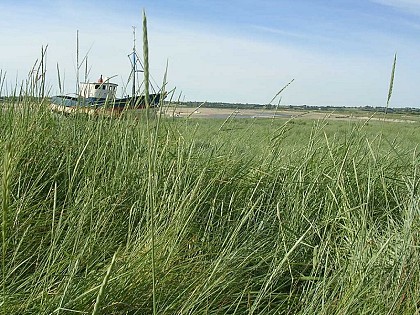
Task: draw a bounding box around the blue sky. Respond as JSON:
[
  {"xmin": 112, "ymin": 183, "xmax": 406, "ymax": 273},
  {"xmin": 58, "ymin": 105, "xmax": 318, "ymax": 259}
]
[{"xmin": 1, "ymin": 0, "xmax": 420, "ymax": 107}]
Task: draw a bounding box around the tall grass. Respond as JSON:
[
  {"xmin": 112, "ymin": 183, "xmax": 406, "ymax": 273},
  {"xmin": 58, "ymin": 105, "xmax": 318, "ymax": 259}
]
[
  {"xmin": 143, "ymin": 9, "xmax": 150, "ymax": 112},
  {"xmin": 0, "ymin": 93, "xmax": 419, "ymax": 313},
  {"xmin": 2, "ymin": 141, "xmax": 12, "ymax": 314},
  {"xmin": 386, "ymin": 53, "xmax": 397, "ymax": 115}
]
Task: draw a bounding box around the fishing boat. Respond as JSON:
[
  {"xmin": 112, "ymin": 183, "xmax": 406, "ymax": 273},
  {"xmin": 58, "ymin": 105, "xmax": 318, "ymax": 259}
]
[
  {"xmin": 50, "ymin": 75, "xmax": 163, "ymax": 115},
  {"xmin": 50, "ymin": 29, "xmax": 164, "ymax": 115}
]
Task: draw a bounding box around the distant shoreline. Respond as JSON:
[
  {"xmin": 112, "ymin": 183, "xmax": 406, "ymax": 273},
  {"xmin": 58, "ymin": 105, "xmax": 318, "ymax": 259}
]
[
  {"xmin": 161, "ymin": 106, "xmax": 418, "ymax": 123},
  {"xmin": 168, "ymin": 101, "xmax": 420, "ymax": 115}
]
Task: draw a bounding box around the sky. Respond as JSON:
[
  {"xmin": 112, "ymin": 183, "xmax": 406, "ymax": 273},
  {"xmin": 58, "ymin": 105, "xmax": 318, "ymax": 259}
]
[{"xmin": 1, "ymin": 0, "xmax": 420, "ymax": 107}]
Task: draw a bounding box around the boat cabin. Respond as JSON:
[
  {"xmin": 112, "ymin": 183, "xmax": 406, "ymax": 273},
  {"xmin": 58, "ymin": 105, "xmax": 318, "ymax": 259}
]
[{"xmin": 79, "ymin": 75, "xmax": 118, "ymax": 99}]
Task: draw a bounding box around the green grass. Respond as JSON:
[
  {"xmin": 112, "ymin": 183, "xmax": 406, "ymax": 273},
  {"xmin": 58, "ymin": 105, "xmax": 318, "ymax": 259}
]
[{"xmin": 0, "ymin": 99, "xmax": 419, "ymax": 314}]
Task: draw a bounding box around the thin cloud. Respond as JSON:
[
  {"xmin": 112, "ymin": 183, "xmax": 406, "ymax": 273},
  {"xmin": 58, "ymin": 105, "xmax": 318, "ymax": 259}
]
[
  {"xmin": 250, "ymin": 25, "xmax": 337, "ymax": 44},
  {"xmin": 371, "ymin": 0, "xmax": 420, "ymax": 15}
]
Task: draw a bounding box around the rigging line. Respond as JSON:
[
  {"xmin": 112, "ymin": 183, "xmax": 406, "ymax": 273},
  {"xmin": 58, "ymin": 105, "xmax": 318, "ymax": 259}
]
[
  {"xmin": 133, "ymin": 51, "xmax": 160, "ymax": 91},
  {"xmin": 128, "ymin": 52, "xmax": 159, "ymax": 94}
]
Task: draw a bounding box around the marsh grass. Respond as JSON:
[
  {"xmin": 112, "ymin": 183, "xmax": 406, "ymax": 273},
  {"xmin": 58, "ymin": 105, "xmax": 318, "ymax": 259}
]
[
  {"xmin": 0, "ymin": 94, "xmax": 419, "ymax": 314},
  {"xmin": 386, "ymin": 53, "xmax": 397, "ymax": 115}
]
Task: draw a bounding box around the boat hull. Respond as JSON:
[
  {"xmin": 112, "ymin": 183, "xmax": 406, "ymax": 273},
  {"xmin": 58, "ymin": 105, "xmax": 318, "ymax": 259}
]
[{"xmin": 50, "ymin": 93, "xmax": 163, "ymax": 115}]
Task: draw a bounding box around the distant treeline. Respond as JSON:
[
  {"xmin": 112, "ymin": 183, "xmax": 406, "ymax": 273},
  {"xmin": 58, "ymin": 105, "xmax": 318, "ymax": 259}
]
[
  {"xmin": 0, "ymin": 96, "xmax": 46, "ymax": 102},
  {"xmin": 2, "ymin": 96, "xmax": 418, "ymax": 115},
  {"xmin": 171, "ymin": 101, "xmax": 420, "ymax": 115},
  {"xmin": 171, "ymin": 101, "xmax": 264, "ymax": 110}
]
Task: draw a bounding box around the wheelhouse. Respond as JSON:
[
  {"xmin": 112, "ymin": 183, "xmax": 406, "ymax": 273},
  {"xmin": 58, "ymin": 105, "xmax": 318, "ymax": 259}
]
[{"xmin": 79, "ymin": 76, "xmax": 118, "ymax": 99}]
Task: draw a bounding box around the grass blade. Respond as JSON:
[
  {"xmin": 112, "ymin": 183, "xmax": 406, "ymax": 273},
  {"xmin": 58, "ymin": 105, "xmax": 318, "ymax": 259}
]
[{"xmin": 386, "ymin": 53, "xmax": 397, "ymax": 114}]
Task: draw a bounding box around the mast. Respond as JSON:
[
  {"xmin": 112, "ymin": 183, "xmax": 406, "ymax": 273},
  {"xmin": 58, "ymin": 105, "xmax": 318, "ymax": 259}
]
[
  {"xmin": 132, "ymin": 26, "xmax": 136, "ymax": 97},
  {"xmin": 76, "ymin": 30, "xmax": 80, "ymax": 96}
]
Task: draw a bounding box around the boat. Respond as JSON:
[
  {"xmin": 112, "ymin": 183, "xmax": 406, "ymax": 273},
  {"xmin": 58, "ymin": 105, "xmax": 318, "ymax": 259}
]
[
  {"xmin": 50, "ymin": 75, "xmax": 163, "ymax": 115},
  {"xmin": 51, "ymin": 29, "xmax": 164, "ymax": 115}
]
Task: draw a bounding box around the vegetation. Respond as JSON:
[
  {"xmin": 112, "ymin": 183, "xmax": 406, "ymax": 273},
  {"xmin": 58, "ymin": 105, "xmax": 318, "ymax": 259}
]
[{"xmin": 0, "ymin": 97, "xmax": 419, "ymax": 314}]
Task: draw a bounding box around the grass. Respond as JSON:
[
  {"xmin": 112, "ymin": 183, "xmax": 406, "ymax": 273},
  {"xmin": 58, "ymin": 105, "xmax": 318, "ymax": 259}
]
[{"xmin": 0, "ymin": 97, "xmax": 419, "ymax": 314}]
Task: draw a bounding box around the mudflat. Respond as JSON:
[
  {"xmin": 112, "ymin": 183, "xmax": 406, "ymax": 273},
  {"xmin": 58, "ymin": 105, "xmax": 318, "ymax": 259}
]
[{"xmin": 162, "ymin": 106, "xmax": 418, "ymax": 123}]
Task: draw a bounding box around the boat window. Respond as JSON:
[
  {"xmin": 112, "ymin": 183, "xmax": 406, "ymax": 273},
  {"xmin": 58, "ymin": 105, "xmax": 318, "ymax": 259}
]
[
  {"xmin": 102, "ymin": 86, "xmax": 106, "ymax": 90},
  {"xmin": 95, "ymin": 85, "xmax": 99, "ymax": 89}
]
